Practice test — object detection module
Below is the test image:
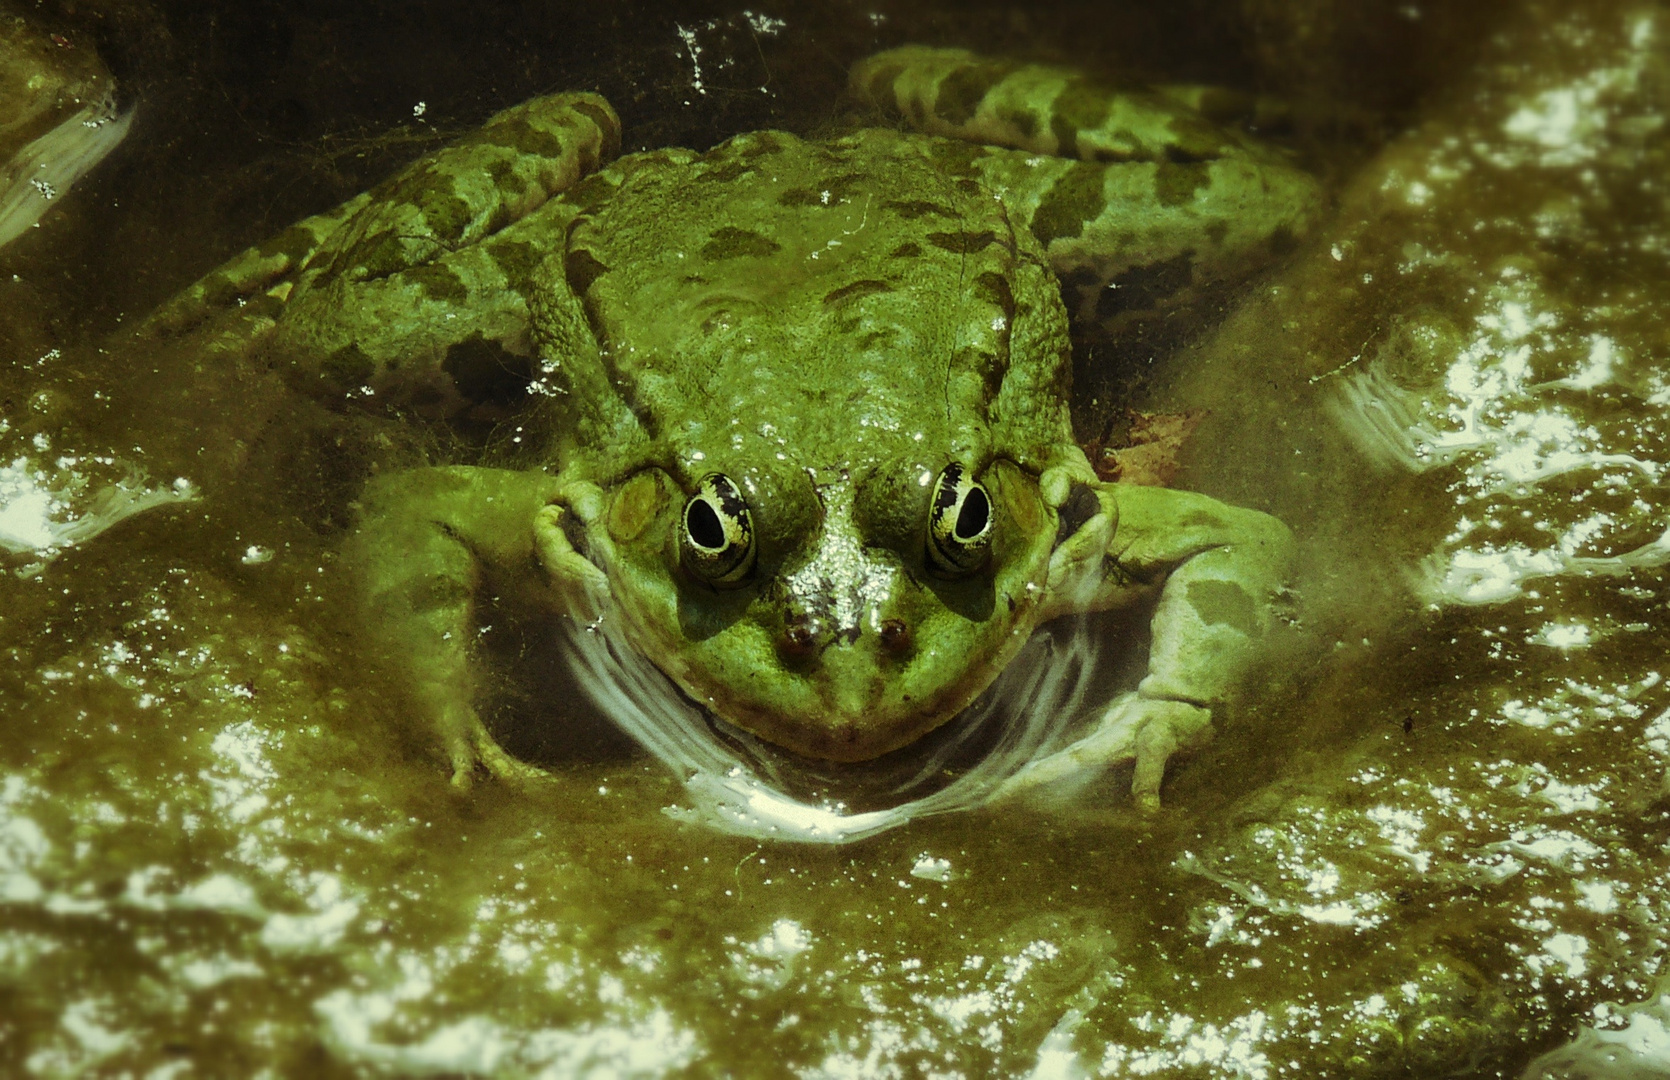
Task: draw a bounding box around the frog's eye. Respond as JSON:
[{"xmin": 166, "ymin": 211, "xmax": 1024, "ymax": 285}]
[
  {"xmin": 927, "ymin": 463, "xmax": 994, "ymax": 576},
  {"xmin": 681, "ymin": 473, "xmax": 756, "ymax": 586}
]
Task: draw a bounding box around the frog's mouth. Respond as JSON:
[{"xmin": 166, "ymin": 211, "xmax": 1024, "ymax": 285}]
[{"xmin": 562, "ymin": 610, "xmax": 1108, "ymax": 840}]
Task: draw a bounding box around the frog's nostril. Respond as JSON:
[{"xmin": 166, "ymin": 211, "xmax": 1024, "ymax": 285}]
[
  {"xmin": 878, "ymin": 618, "xmax": 911, "ymax": 653},
  {"xmin": 780, "ymin": 618, "xmax": 820, "ymax": 659}
]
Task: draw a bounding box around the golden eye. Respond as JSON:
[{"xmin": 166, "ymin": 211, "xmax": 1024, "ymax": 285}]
[
  {"xmin": 681, "ymin": 473, "xmax": 755, "ymax": 586},
  {"xmin": 927, "ymin": 463, "xmax": 993, "ymax": 576}
]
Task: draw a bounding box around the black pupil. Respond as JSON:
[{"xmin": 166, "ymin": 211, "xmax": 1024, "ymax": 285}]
[
  {"xmin": 954, "ymin": 487, "xmax": 990, "ymax": 541},
  {"xmin": 687, "ymin": 499, "xmax": 726, "ymax": 550}
]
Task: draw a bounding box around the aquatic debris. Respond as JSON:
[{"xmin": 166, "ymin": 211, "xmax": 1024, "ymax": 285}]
[{"xmin": 1085, "ymin": 409, "xmax": 1205, "ymax": 486}]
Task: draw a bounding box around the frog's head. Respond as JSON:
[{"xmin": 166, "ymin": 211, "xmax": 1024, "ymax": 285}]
[
  {"xmin": 583, "ymin": 451, "xmax": 1059, "ymax": 762},
  {"xmin": 539, "ymin": 127, "xmax": 1085, "ymax": 761}
]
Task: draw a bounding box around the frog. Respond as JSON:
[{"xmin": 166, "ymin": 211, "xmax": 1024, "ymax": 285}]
[{"xmin": 142, "ymin": 46, "xmax": 1318, "ymax": 812}]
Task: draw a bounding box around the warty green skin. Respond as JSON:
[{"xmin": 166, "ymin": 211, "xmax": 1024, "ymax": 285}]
[{"xmin": 146, "ymin": 48, "xmax": 1316, "ymax": 808}]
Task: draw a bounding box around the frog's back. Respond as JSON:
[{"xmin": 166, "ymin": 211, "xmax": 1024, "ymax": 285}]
[{"xmin": 559, "ymin": 129, "xmax": 1072, "ymax": 473}]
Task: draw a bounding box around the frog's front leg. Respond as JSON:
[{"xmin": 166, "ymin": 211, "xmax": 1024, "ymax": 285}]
[
  {"xmin": 345, "ymin": 466, "xmax": 607, "ymax": 786},
  {"xmin": 998, "ymin": 479, "xmax": 1294, "ymax": 811},
  {"xmin": 852, "ymin": 47, "xmax": 1321, "ymax": 329}
]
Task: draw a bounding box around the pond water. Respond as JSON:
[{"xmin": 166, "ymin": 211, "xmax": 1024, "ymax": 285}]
[{"xmin": 3, "ymin": 0, "xmax": 1669, "ymax": 1076}]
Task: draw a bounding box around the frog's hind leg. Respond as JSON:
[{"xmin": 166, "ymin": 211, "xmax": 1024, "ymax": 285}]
[
  {"xmin": 139, "ymin": 192, "xmax": 373, "ymax": 346},
  {"xmin": 266, "ymin": 92, "xmax": 621, "ymax": 423},
  {"xmin": 292, "ymin": 92, "xmax": 621, "ymax": 295},
  {"xmin": 141, "ymin": 93, "xmax": 621, "ymax": 419},
  {"xmin": 851, "ymin": 47, "xmax": 1321, "ymax": 331}
]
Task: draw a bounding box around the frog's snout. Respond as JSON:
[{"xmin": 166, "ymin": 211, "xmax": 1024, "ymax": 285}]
[
  {"xmin": 774, "ymin": 610, "xmax": 914, "ymax": 663},
  {"xmin": 752, "ymin": 608, "xmax": 944, "ymax": 762}
]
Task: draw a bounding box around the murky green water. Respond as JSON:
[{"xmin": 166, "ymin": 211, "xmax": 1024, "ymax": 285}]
[{"xmin": 3, "ymin": 1, "xmax": 1669, "ymax": 1076}]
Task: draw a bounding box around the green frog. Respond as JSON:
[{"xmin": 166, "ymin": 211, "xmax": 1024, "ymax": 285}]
[{"xmin": 148, "ymin": 47, "xmax": 1317, "ymax": 812}]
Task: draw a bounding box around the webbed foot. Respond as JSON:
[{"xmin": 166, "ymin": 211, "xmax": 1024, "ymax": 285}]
[{"xmin": 992, "ymin": 692, "xmax": 1213, "ymax": 812}]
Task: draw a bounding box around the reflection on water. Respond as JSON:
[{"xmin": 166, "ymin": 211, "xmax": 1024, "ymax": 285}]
[
  {"xmin": 568, "ymin": 611, "xmax": 1109, "ymax": 842},
  {"xmin": 3, "ymin": 0, "xmax": 1670, "ymax": 1076}
]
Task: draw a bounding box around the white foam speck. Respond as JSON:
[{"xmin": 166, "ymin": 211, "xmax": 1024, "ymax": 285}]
[
  {"xmin": 910, "ymin": 854, "xmax": 953, "ymax": 883},
  {"xmin": 1534, "ymin": 623, "xmax": 1592, "ymax": 650},
  {"xmin": 1542, "ymin": 933, "xmax": 1590, "ymax": 979},
  {"xmin": 1575, "ymin": 881, "xmax": 1618, "ymax": 914}
]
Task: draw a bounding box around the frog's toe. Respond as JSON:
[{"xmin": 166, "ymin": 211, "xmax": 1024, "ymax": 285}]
[
  {"xmin": 471, "ymin": 731, "xmax": 550, "ymax": 786},
  {"xmin": 442, "ymin": 714, "xmax": 547, "ymax": 789},
  {"xmin": 990, "ymin": 693, "xmax": 1212, "ymax": 811},
  {"xmin": 1129, "ymin": 698, "xmax": 1213, "ymax": 812}
]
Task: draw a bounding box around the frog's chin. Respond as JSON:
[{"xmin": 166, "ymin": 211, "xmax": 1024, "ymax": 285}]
[{"xmin": 668, "ymin": 670, "xmax": 994, "ymax": 765}]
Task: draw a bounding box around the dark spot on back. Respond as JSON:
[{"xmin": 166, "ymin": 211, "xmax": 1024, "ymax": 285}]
[
  {"xmin": 486, "ymin": 157, "xmax": 527, "ymax": 195},
  {"xmin": 927, "ymin": 230, "xmax": 996, "ymax": 254},
  {"xmin": 320, "ymin": 342, "xmax": 375, "ymax": 391},
  {"xmin": 700, "ymin": 160, "xmax": 753, "ymax": 184},
  {"xmin": 1163, "ymin": 114, "xmax": 1231, "ymax": 162},
  {"xmin": 974, "ymin": 272, "xmax": 1015, "ymax": 322},
  {"xmin": 563, "ymin": 172, "xmax": 617, "ymax": 214},
  {"xmin": 405, "ymin": 263, "xmax": 469, "ymax": 304},
  {"xmin": 348, "ymin": 231, "xmax": 416, "ymax": 282},
  {"xmin": 486, "ymin": 239, "xmax": 542, "ymax": 294},
  {"xmin": 1091, "ymin": 144, "xmax": 1140, "ymax": 163},
  {"xmin": 1030, "ymin": 161, "xmax": 1106, "ymax": 246},
  {"xmin": 419, "ymin": 187, "xmax": 474, "ymax": 245},
  {"xmin": 570, "ymin": 99, "xmax": 621, "ymax": 160},
  {"xmin": 927, "ymin": 138, "xmax": 986, "ymax": 178},
  {"xmin": 443, "ymin": 334, "xmax": 534, "ymax": 405},
  {"xmin": 737, "ymin": 131, "xmax": 786, "ymax": 159},
  {"xmin": 700, "ymin": 226, "xmax": 782, "ymax": 260},
  {"xmin": 778, "ymin": 172, "xmax": 867, "ymax": 208},
  {"xmin": 256, "ymin": 223, "xmax": 321, "ymax": 266},
  {"xmin": 478, "ymin": 115, "xmax": 564, "ymax": 159},
  {"xmin": 193, "ymin": 273, "xmax": 241, "ymax": 313},
  {"xmin": 889, "ymin": 242, "xmax": 922, "ymax": 259},
  {"xmin": 882, "ymin": 199, "xmax": 956, "ymax": 220},
  {"xmin": 859, "ymin": 61, "xmax": 908, "ymax": 114},
  {"xmin": 823, "ymin": 280, "xmax": 894, "ymax": 306},
  {"xmin": 1155, "ymin": 160, "xmax": 1213, "ymax": 208},
  {"xmin": 997, "ymin": 106, "xmax": 1038, "ymax": 138}
]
